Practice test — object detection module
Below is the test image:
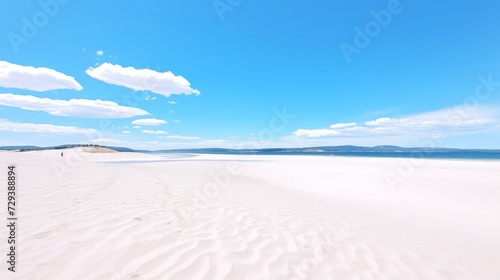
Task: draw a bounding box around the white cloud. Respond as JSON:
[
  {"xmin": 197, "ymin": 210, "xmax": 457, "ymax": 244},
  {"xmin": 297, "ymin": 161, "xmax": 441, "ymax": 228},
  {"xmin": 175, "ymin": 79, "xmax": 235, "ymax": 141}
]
[
  {"xmin": 160, "ymin": 135, "xmax": 201, "ymax": 140},
  {"xmin": 145, "ymin": 94, "xmax": 157, "ymax": 101},
  {"xmin": 142, "ymin": 130, "xmax": 167, "ymax": 135},
  {"xmin": 85, "ymin": 63, "xmax": 200, "ymax": 97},
  {"xmin": 294, "ymin": 129, "xmax": 341, "ymax": 138},
  {"xmin": 169, "ymin": 111, "xmax": 174, "ymax": 114},
  {"xmin": 0, "ymin": 93, "xmax": 149, "ymax": 118},
  {"xmin": 173, "ymin": 119, "xmax": 180, "ymax": 123},
  {"xmin": 0, "ymin": 61, "xmax": 83, "ymax": 91},
  {"xmin": 133, "ymin": 126, "xmax": 141, "ymax": 129},
  {"xmin": 294, "ymin": 106, "xmax": 500, "ymax": 139},
  {"xmin": 90, "ymin": 138, "xmax": 123, "ymax": 144},
  {"xmin": 0, "ymin": 119, "xmax": 96, "ymax": 134},
  {"xmin": 168, "ymin": 101, "xmax": 177, "ymax": 104},
  {"xmin": 330, "ymin": 122, "xmax": 357, "ymax": 129},
  {"xmin": 122, "ymin": 130, "xmax": 131, "ymax": 134},
  {"xmin": 205, "ymin": 139, "xmax": 227, "ymax": 143},
  {"xmin": 96, "ymin": 50, "xmax": 104, "ymax": 56},
  {"xmin": 131, "ymin": 118, "xmax": 167, "ymax": 126}
]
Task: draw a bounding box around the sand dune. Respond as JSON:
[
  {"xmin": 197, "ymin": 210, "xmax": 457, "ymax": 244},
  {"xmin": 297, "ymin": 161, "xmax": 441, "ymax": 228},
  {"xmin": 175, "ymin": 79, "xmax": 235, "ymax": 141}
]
[{"xmin": 1, "ymin": 148, "xmax": 499, "ymax": 279}]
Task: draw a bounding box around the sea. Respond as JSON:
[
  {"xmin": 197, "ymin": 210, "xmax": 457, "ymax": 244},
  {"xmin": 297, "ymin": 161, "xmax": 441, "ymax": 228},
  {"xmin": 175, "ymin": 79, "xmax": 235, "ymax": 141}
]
[{"xmin": 149, "ymin": 150, "xmax": 500, "ymax": 161}]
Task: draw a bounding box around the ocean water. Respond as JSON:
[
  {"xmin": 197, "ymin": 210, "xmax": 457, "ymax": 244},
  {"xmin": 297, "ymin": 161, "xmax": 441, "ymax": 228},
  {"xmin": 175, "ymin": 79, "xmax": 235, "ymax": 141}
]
[
  {"xmin": 153, "ymin": 151, "xmax": 500, "ymax": 161},
  {"xmin": 104, "ymin": 151, "xmax": 500, "ymax": 164}
]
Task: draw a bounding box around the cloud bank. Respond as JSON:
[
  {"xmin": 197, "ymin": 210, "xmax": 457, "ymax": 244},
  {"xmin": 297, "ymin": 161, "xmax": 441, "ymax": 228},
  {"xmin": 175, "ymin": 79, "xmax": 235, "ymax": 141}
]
[
  {"xmin": 0, "ymin": 119, "xmax": 96, "ymax": 134},
  {"xmin": 142, "ymin": 130, "xmax": 167, "ymax": 135},
  {"xmin": 86, "ymin": 63, "xmax": 200, "ymax": 97},
  {"xmin": 0, "ymin": 61, "xmax": 83, "ymax": 91},
  {"xmin": 294, "ymin": 106, "xmax": 500, "ymax": 139},
  {"xmin": 0, "ymin": 93, "xmax": 149, "ymax": 118},
  {"xmin": 131, "ymin": 118, "xmax": 167, "ymax": 126}
]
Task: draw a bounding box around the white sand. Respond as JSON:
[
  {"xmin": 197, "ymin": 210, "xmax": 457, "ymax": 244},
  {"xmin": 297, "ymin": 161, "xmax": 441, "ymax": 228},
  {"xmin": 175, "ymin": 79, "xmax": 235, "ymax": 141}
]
[{"xmin": 1, "ymin": 148, "xmax": 499, "ymax": 279}]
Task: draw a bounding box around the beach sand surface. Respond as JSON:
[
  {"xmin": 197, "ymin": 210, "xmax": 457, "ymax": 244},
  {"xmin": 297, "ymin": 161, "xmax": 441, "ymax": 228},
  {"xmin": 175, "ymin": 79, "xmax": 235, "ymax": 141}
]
[{"xmin": 1, "ymin": 148, "xmax": 499, "ymax": 280}]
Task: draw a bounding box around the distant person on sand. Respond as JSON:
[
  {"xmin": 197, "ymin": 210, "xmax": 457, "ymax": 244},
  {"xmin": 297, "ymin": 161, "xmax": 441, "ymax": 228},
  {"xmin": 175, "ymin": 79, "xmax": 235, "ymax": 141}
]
[{"xmin": 61, "ymin": 152, "xmax": 63, "ymax": 157}]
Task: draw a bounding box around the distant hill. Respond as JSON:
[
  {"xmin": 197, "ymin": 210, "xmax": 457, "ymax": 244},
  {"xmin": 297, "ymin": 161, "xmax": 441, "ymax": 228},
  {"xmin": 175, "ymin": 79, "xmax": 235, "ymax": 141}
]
[
  {"xmin": 0, "ymin": 144, "xmax": 135, "ymax": 153},
  {"xmin": 0, "ymin": 145, "xmax": 40, "ymax": 150}
]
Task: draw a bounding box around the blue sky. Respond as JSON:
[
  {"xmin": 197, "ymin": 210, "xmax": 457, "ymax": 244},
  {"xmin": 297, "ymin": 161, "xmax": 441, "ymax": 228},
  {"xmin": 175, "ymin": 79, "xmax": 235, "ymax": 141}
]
[{"xmin": 1, "ymin": 0, "xmax": 500, "ymax": 149}]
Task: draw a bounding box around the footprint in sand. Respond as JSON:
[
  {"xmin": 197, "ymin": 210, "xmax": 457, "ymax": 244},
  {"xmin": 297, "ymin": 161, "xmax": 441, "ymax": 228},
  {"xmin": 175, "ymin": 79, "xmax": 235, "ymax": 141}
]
[{"xmin": 33, "ymin": 231, "xmax": 52, "ymax": 239}]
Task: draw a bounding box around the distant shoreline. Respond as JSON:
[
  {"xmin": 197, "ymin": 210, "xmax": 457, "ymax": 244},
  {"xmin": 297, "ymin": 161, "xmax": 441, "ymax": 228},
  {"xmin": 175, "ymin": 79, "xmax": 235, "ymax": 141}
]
[{"xmin": 3, "ymin": 144, "xmax": 500, "ymax": 161}]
